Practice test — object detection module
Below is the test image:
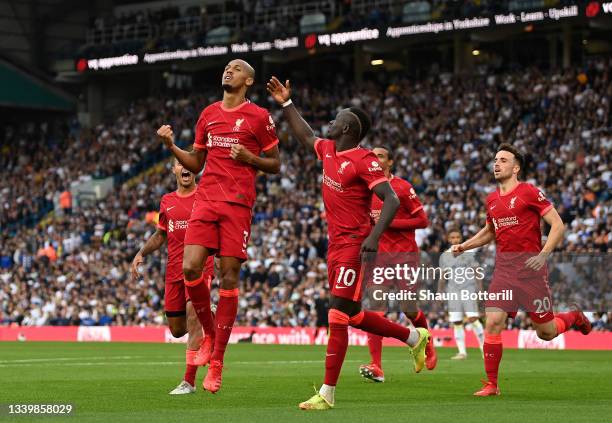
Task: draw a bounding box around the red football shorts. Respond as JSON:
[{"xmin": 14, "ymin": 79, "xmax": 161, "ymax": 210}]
[
  {"xmin": 327, "ymin": 243, "xmax": 364, "ymax": 302},
  {"xmin": 165, "ymin": 259, "xmax": 214, "ymax": 317},
  {"xmin": 184, "ymin": 199, "xmax": 252, "ymax": 261},
  {"xmin": 486, "ymin": 270, "xmax": 554, "ymax": 324}
]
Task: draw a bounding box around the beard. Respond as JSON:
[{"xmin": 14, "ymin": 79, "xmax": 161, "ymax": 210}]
[{"xmin": 222, "ymin": 83, "xmax": 233, "ymax": 92}]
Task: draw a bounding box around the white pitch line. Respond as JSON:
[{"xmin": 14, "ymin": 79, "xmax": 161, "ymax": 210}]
[
  {"xmin": 0, "ymin": 358, "xmax": 386, "ymax": 368},
  {"xmin": 0, "ymin": 355, "xmax": 149, "ymax": 364}
]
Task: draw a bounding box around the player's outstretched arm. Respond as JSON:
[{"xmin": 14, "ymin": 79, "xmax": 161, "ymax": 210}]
[
  {"xmin": 131, "ymin": 228, "xmax": 167, "ymax": 281},
  {"xmin": 266, "ymin": 76, "xmax": 316, "ymax": 152},
  {"xmin": 361, "ymin": 182, "xmax": 400, "ymax": 253},
  {"xmin": 157, "ymin": 125, "xmax": 207, "ymax": 173},
  {"xmin": 453, "ymin": 223, "xmax": 495, "ymax": 256}
]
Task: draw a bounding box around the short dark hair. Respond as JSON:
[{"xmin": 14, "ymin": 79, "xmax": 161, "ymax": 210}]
[
  {"xmin": 373, "ymin": 144, "xmax": 394, "ymax": 162},
  {"xmin": 348, "ymin": 107, "xmax": 371, "ymax": 141},
  {"xmin": 497, "ymin": 143, "xmax": 524, "ymax": 171}
]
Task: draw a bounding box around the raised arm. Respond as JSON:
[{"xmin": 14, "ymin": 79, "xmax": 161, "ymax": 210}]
[
  {"xmin": 131, "ymin": 228, "xmax": 167, "ymax": 281},
  {"xmin": 157, "ymin": 125, "xmax": 207, "ymax": 173},
  {"xmin": 266, "ymin": 77, "xmax": 316, "ymax": 151}
]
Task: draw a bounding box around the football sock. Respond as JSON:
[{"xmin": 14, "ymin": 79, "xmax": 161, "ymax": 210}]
[
  {"xmin": 411, "ymin": 310, "xmax": 429, "ymax": 329},
  {"xmin": 454, "ymin": 323, "xmax": 467, "ymax": 355},
  {"xmin": 366, "ymin": 311, "xmax": 385, "ymax": 367},
  {"xmin": 483, "ymin": 332, "xmax": 503, "ymax": 386},
  {"xmin": 319, "ymin": 384, "xmax": 335, "ymax": 404},
  {"xmin": 210, "ymin": 288, "xmax": 239, "ymax": 363},
  {"xmin": 554, "ymin": 312, "xmax": 579, "ymax": 336},
  {"xmin": 324, "ymin": 310, "xmax": 349, "ymax": 388},
  {"xmin": 184, "ymin": 349, "xmax": 198, "ymax": 386},
  {"xmin": 184, "ymin": 274, "xmax": 214, "ymax": 335},
  {"xmin": 350, "ymin": 310, "xmax": 411, "ymax": 344}
]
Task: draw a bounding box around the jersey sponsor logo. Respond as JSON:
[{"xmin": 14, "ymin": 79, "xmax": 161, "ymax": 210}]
[
  {"xmin": 491, "ymin": 216, "xmax": 519, "ymax": 231},
  {"xmin": 509, "ymin": 196, "xmax": 517, "ymax": 209},
  {"xmin": 266, "ymin": 115, "xmax": 276, "ymax": 132},
  {"xmin": 168, "ymin": 219, "xmax": 189, "ymax": 232},
  {"xmin": 207, "ymin": 132, "xmax": 240, "ymax": 148},
  {"xmin": 338, "ymin": 160, "xmax": 350, "ymax": 174},
  {"xmin": 537, "ymin": 190, "xmax": 546, "ymax": 202},
  {"xmin": 232, "ymin": 118, "xmax": 245, "ymax": 132},
  {"xmin": 368, "ymin": 160, "xmax": 382, "ymax": 172},
  {"xmin": 322, "ymin": 171, "xmax": 343, "ymax": 192}
]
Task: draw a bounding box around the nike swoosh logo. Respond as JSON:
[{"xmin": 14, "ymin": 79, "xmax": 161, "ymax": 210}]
[
  {"xmin": 537, "ymin": 313, "xmax": 547, "ymax": 319},
  {"xmin": 490, "ymin": 205, "xmax": 496, "ymax": 210},
  {"xmin": 167, "ymin": 206, "xmax": 175, "ymax": 211},
  {"xmin": 325, "ymin": 154, "xmax": 332, "ymax": 158}
]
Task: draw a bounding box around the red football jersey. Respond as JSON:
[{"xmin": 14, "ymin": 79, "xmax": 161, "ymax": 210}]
[
  {"xmin": 193, "ymin": 100, "xmax": 279, "ymax": 208},
  {"xmin": 486, "ymin": 182, "xmax": 553, "ymax": 252},
  {"xmin": 314, "ymin": 138, "xmax": 387, "ymax": 246},
  {"xmin": 371, "ymin": 176, "xmax": 423, "ymax": 253},
  {"xmin": 157, "ymin": 190, "xmax": 214, "ymax": 283}
]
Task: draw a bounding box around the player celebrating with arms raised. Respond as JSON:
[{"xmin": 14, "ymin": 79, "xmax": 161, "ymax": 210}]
[
  {"xmin": 157, "ymin": 59, "xmax": 280, "ymax": 394},
  {"xmin": 359, "ymin": 145, "xmax": 436, "ymax": 383},
  {"xmin": 267, "ymin": 77, "xmax": 430, "ymax": 410},
  {"xmin": 131, "ymin": 157, "xmax": 214, "ymax": 394},
  {"xmin": 453, "ymin": 144, "xmax": 592, "ymax": 397}
]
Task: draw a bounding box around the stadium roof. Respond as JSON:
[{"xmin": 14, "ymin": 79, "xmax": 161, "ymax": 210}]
[{"xmin": 0, "ymin": 59, "xmax": 75, "ymax": 111}]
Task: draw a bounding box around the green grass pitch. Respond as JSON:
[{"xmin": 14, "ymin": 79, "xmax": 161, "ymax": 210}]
[{"xmin": 1, "ymin": 342, "xmax": 611, "ymax": 422}]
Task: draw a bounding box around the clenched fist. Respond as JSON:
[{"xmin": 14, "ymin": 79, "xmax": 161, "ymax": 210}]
[
  {"xmin": 157, "ymin": 125, "xmax": 175, "ymax": 149},
  {"xmin": 230, "ymin": 144, "xmax": 255, "ymax": 164}
]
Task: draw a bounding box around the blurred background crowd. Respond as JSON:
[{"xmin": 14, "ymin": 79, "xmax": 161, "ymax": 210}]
[{"xmin": 1, "ymin": 57, "xmax": 610, "ymax": 330}]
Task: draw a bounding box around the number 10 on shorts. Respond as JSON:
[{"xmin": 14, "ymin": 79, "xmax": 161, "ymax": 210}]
[{"xmin": 336, "ymin": 266, "xmax": 356, "ymax": 287}]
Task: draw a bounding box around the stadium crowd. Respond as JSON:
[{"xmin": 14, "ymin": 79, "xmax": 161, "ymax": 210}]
[{"xmin": 0, "ymin": 58, "xmax": 610, "ymax": 330}]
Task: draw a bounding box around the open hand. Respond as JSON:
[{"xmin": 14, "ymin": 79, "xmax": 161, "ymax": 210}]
[
  {"xmin": 266, "ymin": 76, "xmax": 291, "ymax": 105},
  {"xmin": 131, "ymin": 253, "xmax": 143, "ymax": 281}
]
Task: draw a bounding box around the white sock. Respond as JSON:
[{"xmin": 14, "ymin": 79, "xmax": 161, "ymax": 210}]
[
  {"xmin": 319, "ymin": 384, "xmax": 335, "ymax": 404},
  {"xmin": 406, "ymin": 328, "xmax": 420, "ymax": 347},
  {"xmin": 454, "ymin": 324, "xmax": 467, "ymax": 355},
  {"xmin": 472, "ymin": 320, "xmax": 485, "ymax": 352}
]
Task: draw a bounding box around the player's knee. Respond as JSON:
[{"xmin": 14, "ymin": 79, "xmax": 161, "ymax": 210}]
[
  {"xmin": 485, "ymin": 318, "xmax": 504, "ymax": 334},
  {"xmin": 536, "ymin": 327, "xmax": 556, "ymax": 341},
  {"xmin": 219, "ymin": 268, "xmax": 239, "ymax": 289},
  {"xmin": 182, "ymin": 261, "xmax": 202, "ymax": 281},
  {"xmin": 467, "ymin": 317, "xmax": 478, "ymax": 323},
  {"xmin": 169, "ymin": 321, "xmax": 187, "ymax": 338}
]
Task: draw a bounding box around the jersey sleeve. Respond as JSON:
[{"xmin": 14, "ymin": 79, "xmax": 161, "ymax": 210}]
[
  {"xmin": 356, "ymin": 151, "xmax": 387, "ymax": 190},
  {"xmin": 157, "ymin": 197, "xmax": 167, "ymax": 231},
  {"xmin": 525, "ymin": 184, "xmax": 553, "ymax": 216},
  {"xmin": 397, "ymin": 181, "xmax": 424, "ymax": 215},
  {"xmin": 255, "ymin": 110, "xmax": 279, "ymax": 152},
  {"xmin": 193, "ymin": 111, "xmax": 208, "ymax": 151},
  {"xmin": 313, "ymin": 138, "xmax": 326, "ymax": 160}
]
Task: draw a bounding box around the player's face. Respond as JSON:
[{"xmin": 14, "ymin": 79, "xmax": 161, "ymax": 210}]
[
  {"xmin": 221, "ymin": 60, "xmax": 254, "ymax": 92},
  {"xmin": 173, "ymin": 161, "xmax": 195, "ymax": 188},
  {"xmin": 493, "ymin": 150, "xmax": 519, "ymax": 181},
  {"xmin": 448, "ymin": 232, "xmax": 462, "ymax": 244},
  {"xmin": 326, "ymin": 110, "xmax": 350, "ymax": 139},
  {"xmin": 373, "ymin": 148, "xmax": 392, "ymax": 173}
]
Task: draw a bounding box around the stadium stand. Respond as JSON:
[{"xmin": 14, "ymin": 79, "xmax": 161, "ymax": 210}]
[{"xmin": 0, "ymin": 59, "xmax": 610, "ymax": 330}]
